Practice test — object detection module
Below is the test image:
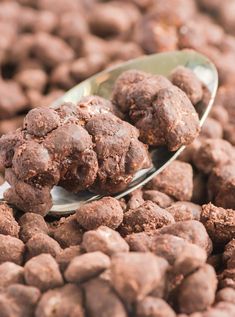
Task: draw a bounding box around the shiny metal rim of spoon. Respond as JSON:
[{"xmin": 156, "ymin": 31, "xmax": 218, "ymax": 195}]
[{"xmin": 0, "ymin": 49, "xmax": 218, "ymax": 216}]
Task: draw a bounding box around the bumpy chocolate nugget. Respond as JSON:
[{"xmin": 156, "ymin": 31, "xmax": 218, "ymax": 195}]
[
  {"xmin": 32, "ymin": 32, "xmax": 75, "ymax": 68},
  {"xmin": 177, "ymin": 264, "xmax": 217, "ymax": 314},
  {"xmin": 56, "ymin": 245, "xmax": 82, "ymax": 272},
  {"xmin": 110, "ymin": 252, "xmax": 168, "ymax": 303},
  {"xmin": 150, "ymin": 233, "xmax": 207, "ymax": 265},
  {"xmin": 35, "ymin": 284, "xmax": 84, "ymax": 317},
  {"xmin": 19, "ymin": 212, "xmax": 49, "ymax": 243},
  {"xmin": 85, "ymin": 112, "xmax": 151, "ymax": 194},
  {"xmin": 0, "ymin": 284, "xmax": 41, "ymax": 317},
  {"xmin": 4, "ymin": 169, "xmax": 53, "ymax": 216},
  {"xmin": 126, "ymin": 188, "xmax": 145, "ymax": 210},
  {"xmin": 77, "ymin": 197, "xmax": 123, "ymax": 230},
  {"xmin": 50, "ymin": 62, "xmax": 76, "ymax": 90},
  {"xmin": 1, "ymin": 106, "xmax": 97, "ymax": 214},
  {"xmin": 0, "ymin": 80, "xmax": 28, "ymax": 119},
  {"xmin": 201, "ymin": 203, "xmax": 235, "ymax": 245},
  {"xmin": 216, "ymin": 287, "xmax": 235, "ymax": 304},
  {"xmin": 0, "ymin": 262, "xmax": 24, "ymax": 288},
  {"xmin": 145, "ymin": 160, "xmax": 193, "ymax": 201},
  {"xmin": 224, "ymin": 123, "xmax": 235, "ymax": 146},
  {"xmin": 124, "ymin": 75, "xmax": 172, "ymax": 142},
  {"xmin": 210, "ymin": 104, "xmax": 229, "ymax": 125},
  {"xmin": 82, "ymin": 226, "xmax": 129, "ymax": 255},
  {"xmin": 112, "ymin": 69, "xmax": 150, "ymax": 113},
  {"xmin": 170, "ymin": 66, "xmax": 203, "ymax": 104},
  {"xmin": 220, "ymin": 275, "xmax": 234, "ymax": 291},
  {"xmin": 15, "ymin": 68, "xmax": 47, "ymax": 92},
  {"xmin": 125, "ymin": 231, "xmax": 153, "ymax": 252},
  {"xmin": 208, "ymin": 162, "xmax": 235, "ymax": 209},
  {"xmin": 204, "ymin": 302, "xmax": 235, "ymax": 317},
  {"xmin": 143, "ymin": 190, "xmax": 173, "ymax": 208},
  {"xmin": 0, "ymin": 234, "xmax": 25, "ymax": 265},
  {"xmin": 2, "ymin": 96, "xmax": 150, "ymax": 214},
  {"xmin": 77, "ymin": 95, "xmax": 122, "ymax": 121},
  {"xmin": 23, "ymin": 106, "xmax": 60, "ymax": 137},
  {"xmin": 158, "ymin": 220, "xmax": 212, "ymax": 254},
  {"xmin": 24, "ymin": 253, "xmax": 63, "ymax": 291},
  {"xmin": 113, "ymin": 70, "xmax": 200, "ymax": 150},
  {"xmin": 137, "ymin": 14, "xmax": 178, "ymax": 54},
  {"xmin": 12, "ymin": 140, "xmax": 59, "ymax": 185},
  {"xmin": 193, "ymin": 138, "xmax": 235, "ymax": 174},
  {"xmin": 0, "ymin": 203, "xmax": 19, "ymax": 237},
  {"xmin": 88, "ymin": 2, "xmax": 140, "ymax": 38},
  {"xmin": 71, "ymin": 54, "xmax": 108, "ymax": 82},
  {"xmin": 136, "ymin": 297, "xmax": 176, "ymax": 317},
  {"xmin": 0, "ymin": 116, "xmax": 24, "ymax": 136},
  {"xmin": 65, "ymin": 251, "xmax": 110, "ymax": 283},
  {"xmin": 121, "ymin": 200, "xmax": 175, "ymax": 235},
  {"xmin": 25, "ymin": 233, "xmax": 62, "ymax": 259},
  {"xmin": 84, "ymin": 278, "xmax": 127, "ymax": 317},
  {"xmin": 201, "ymin": 117, "xmax": 223, "ymax": 139},
  {"xmin": 27, "ymin": 10, "xmax": 58, "ymax": 34},
  {"xmin": 151, "ymin": 85, "xmax": 200, "ymax": 150},
  {"xmin": 223, "ymin": 239, "xmax": 235, "ymax": 263},
  {"xmin": 218, "ymin": 1, "xmax": 235, "ymax": 35},
  {"xmin": 43, "ymin": 124, "xmax": 98, "ymax": 194},
  {"xmin": 57, "ymin": 11, "xmax": 88, "ymax": 51},
  {"xmin": 167, "ymin": 201, "xmax": 202, "ymax": 222},
  {"xmin": 108, "ymin": 41, "xmax": 143, "ymax": 62},
  {"xmin": 52, "ymin": 214, "xmax": 84, "ymax": 248}
]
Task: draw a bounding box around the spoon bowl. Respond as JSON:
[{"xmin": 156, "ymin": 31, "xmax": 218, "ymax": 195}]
[{"xmin": 0, "ymin": 50, "xmax": 218, "ymax": 215}]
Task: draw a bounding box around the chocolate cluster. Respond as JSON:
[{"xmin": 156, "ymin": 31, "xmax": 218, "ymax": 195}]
[
  {"xmin": 112, "ymin": 68, "xmax": 201, "ymax": 150},
  {"xmin": 0, "ymin": 0, "xmax": 235, "ymax": 316},
  {"xmin": 0, "ymin": 96, "xmax": 151, "ymax": 215}
]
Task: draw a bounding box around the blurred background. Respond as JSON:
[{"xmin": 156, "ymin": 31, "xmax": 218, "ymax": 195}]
[{"xmin": 0, "ymin": 0, "xmax": 234, "ymax": 151}]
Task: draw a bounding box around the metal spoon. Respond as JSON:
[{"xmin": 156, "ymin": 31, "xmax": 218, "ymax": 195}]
[{"xmin": 0, "ymin": 49, "xmax": 218, "ymax": 216}]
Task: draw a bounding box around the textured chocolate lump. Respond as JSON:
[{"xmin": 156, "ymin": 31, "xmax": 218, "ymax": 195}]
[
  {"xmin": 76, "ymin": 197, "xmax": 123, "ymax": 230},
  {"xmin": 0, "ymin": 284, "xmax": 41, "ymax": 317},
  {"xmin": 19, "ymin": 212, "xmax": 49, "ymax": 243},
  {"xmin": 52, "ymin": 214, "xmax": 83, "ymax": 248},
  {"xmin": 1, "ymin": 96, "xmax": 150, "ymax": 215},
  {"xmin": 110, "ymin": 252, "xmax": 168, "ymax": 303},
  {"xmin": 170, "ymin": 66, "xmax": 203, "ymax": 104},
  {"xmin": 145, "ymin": 160, "xmax": 193, "ymax": 201},
  {"xmin": 84, "ymin": 278, "xmax": 127, "ymax": 317},
  {"xmin": 167, "ymin": 201, "xmax": 202, "ymax": 221},
  {"xmin": 35, "ymin": 284, "xmax": 84, "ymax": 317},
  {"xmin": 151, "ymin": 85, "xmax": 200, "ymax": 150},
  {"xmin": 82, "ymin": 225, "xmax": 129, "ymax": 255},
  {"xmin": 24, "ymin": 253, "xmax": 63, "ymax": 291},
  {"xmin": 177, "ymin": 264, "xmax": 217, "ymax": 314},
  {"xmin": 65, "ymin": 251, "xmax": 110, "ymax": 283},
  {"xmin": 0, "ymin": 262, "xmax": 24, "ymax": 288},
  {"xmin": 0, "ymin": 203, "xmax": 19, "ymax": 237},
  {"xmin": 23, "ymin": 107, "xmax": 60, "ymax": 137},
  {"xmin": 112, "ymin": 69, "xmax": 150, "ymax": 113},
  {"xmin": 85, "ymin": 112, "xmax": 151, "ymax": 194},
  {"xmin": 121, "ymin": 200, "xmax": 175, "ymax": 235},
  {"xmin": 0, "ymin": 234, "xmax": 25, "ymax": 265},
  {"xmin": 113, "ymin": 70, "xmax": 200, "ymax": 150},
  {"xmin": 136, "ymin": 297, "xmax": 176, "ymax": 317},
  {"xmin": 208, "ymin": 162, "xmax": 235, "ymax": 209},
  {"xmin": 201, "ymin": 203, "xmax": 235, "ymax": 245}
]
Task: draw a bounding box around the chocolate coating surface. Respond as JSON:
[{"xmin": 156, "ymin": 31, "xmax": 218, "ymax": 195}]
[{"xmin": 0, "ymin": 1, "xmax": 235, "ymax": 316}]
